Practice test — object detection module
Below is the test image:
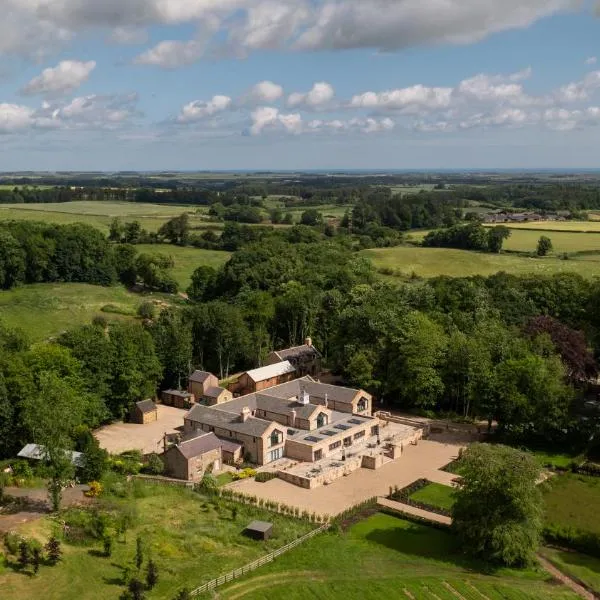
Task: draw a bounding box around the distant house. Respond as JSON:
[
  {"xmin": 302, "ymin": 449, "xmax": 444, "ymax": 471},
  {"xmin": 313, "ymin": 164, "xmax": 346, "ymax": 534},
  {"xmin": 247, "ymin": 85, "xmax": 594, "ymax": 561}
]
[
  {"xmin": 235, "ymin": 361, "xmax": 296, "ymax": 396},
  {"xmin": 201, "ymin": 386, "xmax": 233, "ymax": 406},
  {"xmin": 188, "ymin": 371, "xmax": 219, "ymax": 399},
  {"xmin": 266, "ymin": 337, "xmax": 322, "ymax": 377},
  {"xmin": 130, "ymin": 399, "xmax": 158, "ymax": 424},
  {"xmin": 162, "ymin": 432, "xmax": 224, "ymax": 481},
  {"xmin": 18, "ymin": 444, "xmax": 84, "ymax": 467},
  {"xmin": 161, "ymin": 389, "xmax": 195, "ymax": 409}
]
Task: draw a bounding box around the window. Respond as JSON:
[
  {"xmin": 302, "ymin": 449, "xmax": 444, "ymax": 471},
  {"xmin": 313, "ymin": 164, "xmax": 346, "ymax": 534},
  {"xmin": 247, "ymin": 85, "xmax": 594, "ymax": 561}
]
[
  {"xmin": 371, "ymin": 425, "xmax": 379, "ymax": 437},
  {"xmin": 268, "ymin": 447, "xmax": 283, "ymax": 463},
  {"xmin": 329, "ymin": 440, "xmax": 342, "ymax": 451},
  {"xmin": 316, "ymin": 413, "xmax": 328, "ymax": 428},
  {"xmin": 314, "ymin": 449, "xmax": 323, "ymax": 461},
  {"xmin": 269, "ymin": 430, "xmax": 283, "ymax": 447},
  {"xmin": 357, "ymin": 397, "xmax": 368, "ymax": 412},
  {"xmin": 353, "ymin": 430, "xmax": 365, "ymax": 440},
  {"xmin": 344, "ymin": 437, "xmax": 352, "ymax": 447}
]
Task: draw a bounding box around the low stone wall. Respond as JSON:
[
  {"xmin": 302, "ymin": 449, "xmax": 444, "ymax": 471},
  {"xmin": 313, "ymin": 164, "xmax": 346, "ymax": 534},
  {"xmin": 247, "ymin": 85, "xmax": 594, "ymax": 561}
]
[
  {"xmin": 277, "ymin": 456, "xmax": 363, "ymax": 489},
  {"xmin": 361, "ymin": 453, "xmax": 384, "ymax": 470}
]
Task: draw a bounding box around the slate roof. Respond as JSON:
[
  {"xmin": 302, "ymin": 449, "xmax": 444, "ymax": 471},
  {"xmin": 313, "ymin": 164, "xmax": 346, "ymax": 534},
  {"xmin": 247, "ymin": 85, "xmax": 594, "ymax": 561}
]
[
  {"xmin": 255, "ymin": 394, "xmax": 325, "ymax": 420},
  {"xmin": 188, "ymin": 370, "xmax": 215, "ymax": 383},
  {"xmin": 245, "ymin": 361, "xmax": 295, "ymax": 383},
  {"xmin": 261, "ymin": 377, "xmax": 363, "ymax": 406},
  {"xmin": 18, "ymin": 444, "xmax": 84, "ymax": 467},
  {"xmin": 163, "ymin": 389, "xmax": 194, "ymax": 398},
  {"xmin": 135, "ymin": 399, "xmax": 157, "ymax": 414},
  {"xmin": 273, "ymin": 344, "xmax": 322, "ymax": 361},
  {"xmin": 185, "ymin": 404, "xmax": 275, "ymax": 437},
  {"xmin": 204, "ymin": 386, "xmax": 228, "ymax": 399},
  {"xmin": 246, "ymin": 520, "xmax": 273, "ymax": 533},
  {"xmin": 174, "ymin": 432, "xmax": 222, "ymax": 459}
]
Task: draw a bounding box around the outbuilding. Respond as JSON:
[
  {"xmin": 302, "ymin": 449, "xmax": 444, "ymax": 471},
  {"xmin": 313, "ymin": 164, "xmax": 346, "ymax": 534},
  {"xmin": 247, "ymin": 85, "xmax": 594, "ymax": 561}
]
[
  {"xmin": 130, "ymin": 399, "xmax": 158, "ymax": 424},
  {"xmin": 244, "ymin": 520, "xmax": 273, "ymax": 541}
]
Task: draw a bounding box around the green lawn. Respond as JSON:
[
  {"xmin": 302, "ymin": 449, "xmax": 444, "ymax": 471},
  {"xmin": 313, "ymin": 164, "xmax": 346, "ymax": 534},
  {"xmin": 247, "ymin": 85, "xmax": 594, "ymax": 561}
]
[
  {"xmin": 409, "ymin": 483, "xmax": 456, "ymax": 511},
  {"xmin": 529, "ymin": 449, "xmax": 582, "ymax": 469},
  {"xmin": 363, "ymin": 245, "xmax": 600, "ymax": 278},
  {"xmin": 492, "ymin": 228, "xmax": 600, "ymax": 254},
  {"xmin": 214, "ymin": 513, "xmax": 579, "ymax": 600},
  {"xmin": 0, "ymin": 283, "xmax": 152, "ymax": 341},
  {"xmin": 0, "ymin": 483, "xmax": 314, "ymax": 600},
  {"xmin": 543, "ymin": 473, "xmax": 600, "ymax": 535},
  {"xmin": 501, "ymin": 221, "xmax": 600, "ymax": 232},
  {"xmin": 541, "ymin": 548, "xmax": 600, "ymax": 594},
  {"xmin": 134, "ymin": 244, "xmax": 230, "ymax": 289}
]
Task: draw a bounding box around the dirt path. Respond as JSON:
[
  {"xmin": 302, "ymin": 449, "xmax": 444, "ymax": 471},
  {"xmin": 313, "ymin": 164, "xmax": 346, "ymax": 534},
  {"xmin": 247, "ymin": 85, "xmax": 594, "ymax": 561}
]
[
  {"xmin": 377, "ymin": 497, "xmax": 452, "ymax": 526},
  {"xmin": 537, "ymin": 555, "xmax": 597, "ymax": 600}
]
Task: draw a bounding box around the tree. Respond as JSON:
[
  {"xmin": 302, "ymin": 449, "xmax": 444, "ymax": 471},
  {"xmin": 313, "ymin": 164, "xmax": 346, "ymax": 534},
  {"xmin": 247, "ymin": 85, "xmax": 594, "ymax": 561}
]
[
  {"xmin": 32, "ymin": 546, "xmax": 42, "ymax": 574},
  {"xmin": 45, "ymin": 536, "xmax": 62, "ymax": 565},
  {"xmin": 137, "ymin": 301, "xmax": 156, "ymax": 321},
  {"xmin": 452, "ymin": 444, "xmax": 542, "ymax": 566},
  {"xmin": 18, "ymin": 540, "xmax": 31, "ymax": 570},
  {"xmin": 487, "ymin": 226, "xmax": 511, "ymax": 253},
  {"xmin": 123, "ymin": 221, "xmax": 142, "ymax": 244},
  {"xmin": 187, "ymin": 265, "xmax": 218, "ymax": 302},
  {"xmin": 0, "ymin": 230, "xmax": 26, "ymax": 289},
  {"xmin": 109, "ymin": 218, "xmax": 124, "ymax": 242},
  {"xmin": 103, "ymin": 535, "xmax": 113, "ymax": 557},
  {"xmin": 269, "ymin": 207, "xmax": 283, "ymax": 224},
  {"xmin": 300, "ymin": 209, "xmax": 324, "ymax": 227},
  {"xmin": 128, "ymin": 578, "xmax": 146, "ymax": 600},
  {"xmin": 537, "ymin": 236, "xmax": 553, "ymax": 256},
  {"xmin": 135, "ymin": 536, "xmax": 144, "ymax": 570},
  {"xmin": 283, "ymin": 213, "xmax": 294, "ymax": 225},
  {"xmin": 146, "ymin": 559, "xmax": 159, "ymax": 589},
  {"xmin": 158, "ymin": 213, "xmax": 190, "ymax": 245},
  {"xmin": 145, "ymin": 453, "xmax": 164, "ymax": 475}
]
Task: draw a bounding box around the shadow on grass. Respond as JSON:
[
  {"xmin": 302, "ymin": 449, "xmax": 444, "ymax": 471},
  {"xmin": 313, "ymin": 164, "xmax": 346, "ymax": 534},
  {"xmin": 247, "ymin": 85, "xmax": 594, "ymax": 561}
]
[
  {"xmin": 364, "ymin": 525, "xmax": 500, "ymax": 576},
  {"xmin": 87, "ymin": 549, "xmax": 106, "ymax": 558}
]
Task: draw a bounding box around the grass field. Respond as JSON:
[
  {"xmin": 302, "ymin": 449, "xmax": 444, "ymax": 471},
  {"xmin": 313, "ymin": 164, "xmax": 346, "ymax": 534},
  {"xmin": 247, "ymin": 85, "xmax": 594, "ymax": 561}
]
[
  {"xmin": 502, "ymin": 221, "xmax": 600, "ymax": 232},
  {"xmin": 0, "ymin": 201, "xmax": 211, "ymax": 233},
  {"xmin": 0, "ymin": 283, "xmax": 154, "ymax": 341},
  {"xmin": 363, "ymin": 246, "xmax": 600, "ymax": 278},
  {"xmin": 541, "ymin": 548, "xmax": 600, "ymax": 594},
  {"xmin": 214, "ymin": 513, "xmax": 579, "ymax": 600},
  {"xmin": 0, "ymin": 483, "xmax": 313, "ymax": 600},
  {"xmin": 409, "ymin": 483, "xmax": 456, "ymax": 511},
  {"xmin": 134, "ymin": 245, "xmax": 231, "ymax": 289},
  {"xmin": 0, "ymin": 184, "xmax": 55, "ymax": 190},
  {"xmin": 543, "ymin": 473, "xmax": 600, "ymax": 536}
]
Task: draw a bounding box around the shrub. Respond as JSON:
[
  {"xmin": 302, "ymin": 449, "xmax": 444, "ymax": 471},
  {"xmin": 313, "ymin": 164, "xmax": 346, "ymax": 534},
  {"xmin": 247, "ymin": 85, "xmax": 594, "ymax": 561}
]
[
  {"xmin": 137, "ymin": 302, "xmax": 156, "ymax": 320},
  {"xmin": 232, "ymin": 468, "xmax": 257, "ymax": 481},
  {"xmin": 255, "ymin": 471, "xmax": 277, "ymax": 483},
  {"xmin": 85, "ymin": 481, "xmax": 103, "ymax": 498},
  {"xmin": 143, "ymin": 453, "xmax": 164, "ymax": 475},
  {"xmin": 4, "ymin": 532, "xmax": 21, "ymax": 555}
]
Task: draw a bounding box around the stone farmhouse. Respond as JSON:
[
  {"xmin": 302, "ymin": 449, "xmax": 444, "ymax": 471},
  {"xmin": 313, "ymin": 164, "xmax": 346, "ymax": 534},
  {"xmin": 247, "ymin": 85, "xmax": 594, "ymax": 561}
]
[
  {"xmin": 233, "ymin": 361, "xmax": 297, "ymax": 396},
  {"xmin": 130, "ymin": 399, "xmax": 158, "ymax": 424},
  {"xmin": 265, "ymin": 337, "xmax": 322, "ymax": 377},
  {"xmin": 183, "ymin": 376, "xmax": 376, "ymax": 466}
]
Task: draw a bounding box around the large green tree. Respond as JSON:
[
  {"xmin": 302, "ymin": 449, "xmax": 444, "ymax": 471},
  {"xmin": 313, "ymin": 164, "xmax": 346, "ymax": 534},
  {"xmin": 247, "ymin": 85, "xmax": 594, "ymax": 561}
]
[{"xmin": 452, "ymin": 443, "xmax": 543, "ymax": 567}]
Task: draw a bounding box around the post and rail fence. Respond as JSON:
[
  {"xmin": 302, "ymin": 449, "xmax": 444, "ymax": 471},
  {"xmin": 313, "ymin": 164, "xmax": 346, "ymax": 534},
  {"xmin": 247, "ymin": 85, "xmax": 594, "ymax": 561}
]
[{"xmin": 190, "ymin": 523, "xmax": 329, "ymax": 596}]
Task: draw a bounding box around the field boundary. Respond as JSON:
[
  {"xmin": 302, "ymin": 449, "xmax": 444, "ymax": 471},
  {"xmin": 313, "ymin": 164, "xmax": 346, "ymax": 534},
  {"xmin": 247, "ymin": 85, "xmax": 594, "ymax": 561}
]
[{"xmin": 190, "ymin": 523, "xmax": 329, "ymax": 596}]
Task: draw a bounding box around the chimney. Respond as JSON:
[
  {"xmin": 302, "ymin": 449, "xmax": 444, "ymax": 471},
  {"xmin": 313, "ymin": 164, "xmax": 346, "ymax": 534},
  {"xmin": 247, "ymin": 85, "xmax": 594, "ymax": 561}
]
[
  {"xmin": 240, "ymin": 406, "xmax": 251, "ymax": 423},
  {"xmin": 324, "ymin": 393, "xmax": 328, "ymax": 409},
  {"xmin": 305, "ymin": 336, "xmax": 312, "ymax": 347},
  {"xmin": 298, "ymin": 388, "xmax": 310, "ymax": 405},
  {"xmin": 290, "ymin": 409, "xmax": 296, "ymax": 427}
]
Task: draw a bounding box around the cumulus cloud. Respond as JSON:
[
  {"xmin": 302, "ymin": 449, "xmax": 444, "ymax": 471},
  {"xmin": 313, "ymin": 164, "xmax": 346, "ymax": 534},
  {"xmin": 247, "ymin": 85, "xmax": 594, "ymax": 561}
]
[
  {"xmin": 0, "ymin": 104, "xmax": 35, "ymax": 133},
  {"xmin": 3, "ymin": 0, "xmax": 576, "ymax": 62},
  {"xmin": 21, "ymin": 60, "xmax": 96, "ymax": 97},
  {"xmin": 555, "ymin": 71, "xmax": 600, "ymax": 103},
  {"xmin": 585, "ymin": 57, "xmax": 597, "ymax": 66},
  {"xmin": 243, "ymin": 81, "xmax": 284, "ymax": 104},
  {"xmin": 249, "ymin": 106, "xmax": 302, "ymax": 135},
  {"xmin": 133, "ymin": 39, "xmax": 205, "ymax": 68},
  {"xmin": 108, "ymin": 27, "xmax": 149, "ymax": 45},
  {"xmin": 288, "ymin": 82, "xmax": 334, "ymax": 108},
  {"xmin": 177, "ymin": 95, "xmax": 233, "ymax": 123}
]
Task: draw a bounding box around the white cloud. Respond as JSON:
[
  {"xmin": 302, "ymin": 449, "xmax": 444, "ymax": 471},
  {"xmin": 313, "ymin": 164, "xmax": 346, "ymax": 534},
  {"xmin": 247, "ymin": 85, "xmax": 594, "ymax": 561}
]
[
  {"xmin": 0, "ymin": 104, "xmax": 35, "ymax": 133},
  {"xmin": 288, "ymin": 82, "xmax": 334, "ymax": 108},
  {"xmin": 351, "ymin": 85, "xmax": 453, "ymax": 112},
  {"xmin": 108, "ymin": 27, "xmax": 149, "ymax": 45},
  {"xmin": 21, "ymin": 60, "xmax": 96, "ymax": 96},
  {"xmin": 177, "ymin": 95, "xmax": 233, "ymax": 123},
  {"xmin": 134, "ymin": 39, "xmax": 204, "ymax": 68},
  {"xmin": 586, "ymin": 57, "xmax": 598, "ymax": 66},
  {"xmin": 245, "ymin": 81, "xmax": 284, "ymax": 104},
  {"xmin": 249, "ymin": 106, "xmax": 302, "ymax": 135},
  {"xmin": 555, "ymin": 71, "xmax": 600, "ymax": 103}
]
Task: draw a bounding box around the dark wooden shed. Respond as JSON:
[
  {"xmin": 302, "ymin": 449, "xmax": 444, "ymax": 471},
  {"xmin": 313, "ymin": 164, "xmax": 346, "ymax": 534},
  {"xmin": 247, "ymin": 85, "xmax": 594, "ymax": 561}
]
[{"xmin": 244, "ymin": 520, "xmax": 273, "ymax": 541}]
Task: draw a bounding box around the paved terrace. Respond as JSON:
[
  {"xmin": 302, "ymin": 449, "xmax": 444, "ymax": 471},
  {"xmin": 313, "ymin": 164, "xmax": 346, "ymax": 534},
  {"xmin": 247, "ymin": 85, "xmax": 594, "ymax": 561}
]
[{"xmin": 227, "ymin": 437, "xmax": 462, "ymax": 517}]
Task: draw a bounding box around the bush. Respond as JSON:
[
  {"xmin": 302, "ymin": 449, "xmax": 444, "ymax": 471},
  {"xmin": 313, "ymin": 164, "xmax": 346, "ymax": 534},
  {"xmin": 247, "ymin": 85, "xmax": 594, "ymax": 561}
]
[
  {"xmin": 143, "ymin": 453, "xmax": 164, "ymax": 475},
  {"xmin": 232, "ymin": 468, "xmax": 257, "ymax": 481},
  {"xmin": 84, "ymin": 481, "xmax": 103, "ymax": 498},
  {"xmin": 137, "ymin": 301, "xmax": 156, "ymax": 320},
  {"xmin": 4, "ymin": 532, "xmax": 22, "ymax": 555},
  {"xmin": 255, "ymin": 472, "xmax": 277, "ymax": 483},
  {"xmin": 543, "ymin": 523, "xmax": 600, "ymax": 557}
]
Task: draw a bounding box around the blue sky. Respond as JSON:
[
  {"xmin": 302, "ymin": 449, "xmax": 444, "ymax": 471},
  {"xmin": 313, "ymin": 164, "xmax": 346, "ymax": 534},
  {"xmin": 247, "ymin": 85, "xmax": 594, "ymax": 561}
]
[{"xmin": 0, "ymin": 0, "xmax": 599, "ymax": 170}]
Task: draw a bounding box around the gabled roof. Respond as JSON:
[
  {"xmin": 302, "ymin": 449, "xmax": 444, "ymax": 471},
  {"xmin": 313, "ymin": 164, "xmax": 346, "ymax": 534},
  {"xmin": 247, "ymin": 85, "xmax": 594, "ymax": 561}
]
[
  {"xmin": 188, "ymin": 370, "xmax": 215, "ymax": 383},
  {"xmin": 163, "ymin": 389, "xmax": 194, "ymax": 398},
  {"xmin": 173, "ymin": 432, "xmax": 223, "ymax": 459},
  {"xmin": 185, "ymin": 404, "xmax": 275, "ymax": 437},
  {"xmin": 18, "ymin": 444, "xmax": 84, "ymax": 467},
  {"xmin": 204, "ymin": 386, "xmax": 228, "ymax": 399},
  {"xmin": 273, "ymin": 344, "xmax": 322, "ymax": 361},
  {"xmin": 255, "ymin": 394, "xmax": 326, "ymax": 420},
  {"xmin": 135, "ymin": 399, "xmax": 157, "ymax": 413},
  {"xmin": 260, "ymin": 377, "xmax": 364, "ymax": 406},
  {"xmin": 245, "ymin": 361, "xmax": 295, "ymax": 383}
]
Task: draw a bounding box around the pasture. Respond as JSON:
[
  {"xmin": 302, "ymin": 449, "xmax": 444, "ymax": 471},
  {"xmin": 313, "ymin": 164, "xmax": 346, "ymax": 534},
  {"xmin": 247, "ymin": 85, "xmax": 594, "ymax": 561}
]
[
  {"xmin": 134, "ymin": 244, "xmax": 231, "ymax": 289},
  {"xmin": 363, "ymin": 246, "xmax": 600, "ymax": 279},
  {"xmin": 0, "ymin": 201, "xmax": 211, "ymax": 233},
  {"xmin": 214, "ymin": 512, "xmax": 579, "ymax": 600},
  {"xmin": 0, "ymin": 483, "xmax": 313, "ymax": 600},
  {"xmin": 495, "ymin": 228, "xmax": 600, "ymax": 254},
  {"xmin": 501, "ymin": 220, "xmax": 600, "ymax": 233},
  {"xmin": 0, "ymin": 283, "xmax": 148, "ymax": 341},
  {"xmin": 541, "ymin": 548, "xmax": 600, "ymax": 595}
]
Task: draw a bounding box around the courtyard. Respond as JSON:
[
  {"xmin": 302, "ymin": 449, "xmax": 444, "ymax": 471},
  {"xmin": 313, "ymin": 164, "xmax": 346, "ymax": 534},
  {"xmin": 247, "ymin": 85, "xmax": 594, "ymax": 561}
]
[
  {"xmin": 227, "ymin": 435, "xmax": 462, "ymax": 516},
  {"xmin": 94, "ymin": 405, "xmax": 187, "ymax": 454}
]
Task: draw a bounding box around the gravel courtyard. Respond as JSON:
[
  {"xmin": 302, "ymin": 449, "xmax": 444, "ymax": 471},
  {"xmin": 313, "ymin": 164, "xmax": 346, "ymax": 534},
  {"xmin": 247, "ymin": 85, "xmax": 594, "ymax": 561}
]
[
  {"xmin": 227, "ymin": 437, "xmax": 462, "ymax": 516},
  {"xmin": 94, "ymin": 405, "xmax": 187, "ymax": 454}
]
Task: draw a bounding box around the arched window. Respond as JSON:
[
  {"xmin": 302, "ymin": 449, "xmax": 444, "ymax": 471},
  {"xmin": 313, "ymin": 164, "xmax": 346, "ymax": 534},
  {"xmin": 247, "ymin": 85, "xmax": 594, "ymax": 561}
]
[
  {"xmin": 357, "ymin": 397, "xmax": 368, "ymax": 412},
  {"xmin": 316, "ymin": 413, "xmax": 328, "ymax": 428},
  {"xmin": 270, "ymin": 430, "xmax": 283, "ymax": 447}
]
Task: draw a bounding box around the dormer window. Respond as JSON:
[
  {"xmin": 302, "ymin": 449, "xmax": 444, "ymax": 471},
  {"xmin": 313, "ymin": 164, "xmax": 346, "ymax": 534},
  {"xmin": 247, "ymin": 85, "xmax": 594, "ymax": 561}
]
[
  {"xmin": 357, "ymin": 398, "xmax": 368, "ymax": 412},
  {"xmin": 316, "ymin": 413, "xmax": 328, "ymax": 428}
]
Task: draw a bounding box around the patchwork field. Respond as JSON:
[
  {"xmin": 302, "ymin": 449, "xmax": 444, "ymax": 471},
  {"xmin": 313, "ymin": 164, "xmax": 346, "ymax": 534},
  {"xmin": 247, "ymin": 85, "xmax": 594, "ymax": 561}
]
[
  {"xmin": 0, "ymin": 201, "xmax": 211, "ymax": 233},
  {"xmin": 214, "ymin": 513, "xmax": 579, "ymax": 600},
  {"xmin": 363, "ymin": 246, "xmax": 600, "ymax": 278},
  {"xmin": 0, "ymin": 483, "xmax": 313, "ymax": 600},
  {"xmin": 134, "ymin": 244, "xmax": 231, "ymax": 289}
]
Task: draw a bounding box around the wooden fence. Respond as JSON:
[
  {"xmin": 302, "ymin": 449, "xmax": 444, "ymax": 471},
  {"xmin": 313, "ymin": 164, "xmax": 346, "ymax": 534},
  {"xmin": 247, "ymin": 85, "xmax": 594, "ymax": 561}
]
[{"xmin": 190, "ymin": 524, "xmax": 329, "ymax": 596}]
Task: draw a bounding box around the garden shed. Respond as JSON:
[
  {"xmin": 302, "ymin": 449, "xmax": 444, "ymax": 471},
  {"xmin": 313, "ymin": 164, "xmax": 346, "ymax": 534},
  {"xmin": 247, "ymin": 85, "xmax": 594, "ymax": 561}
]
[{"xmin": 244, "ymin": 520, "xmax": 273, "ymax": 541}]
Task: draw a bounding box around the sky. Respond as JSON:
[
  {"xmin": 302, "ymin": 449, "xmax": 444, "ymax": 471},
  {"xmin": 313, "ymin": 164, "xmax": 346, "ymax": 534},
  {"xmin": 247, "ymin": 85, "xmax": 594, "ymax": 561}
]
[{"xmin": 1, "ymin": 0, "xmax": 599, "ymax": 170}]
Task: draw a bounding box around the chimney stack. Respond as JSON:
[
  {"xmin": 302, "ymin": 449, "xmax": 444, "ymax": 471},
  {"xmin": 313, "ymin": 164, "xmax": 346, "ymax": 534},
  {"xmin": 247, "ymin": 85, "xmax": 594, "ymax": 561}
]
[
  {"xmin": 290, "ymin": 409, "xmax": 297, "ymax": 427},
  {"xmin": 324, "ymin": 393, "xmax": 328, "ymax": 409},
  {"xmin": 240, "ymin": 406, "xmax": 251, "ymax": 423},
  {"xmin": 305, "ymin": 336, "xmax": 312, "ymax": 347}
]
